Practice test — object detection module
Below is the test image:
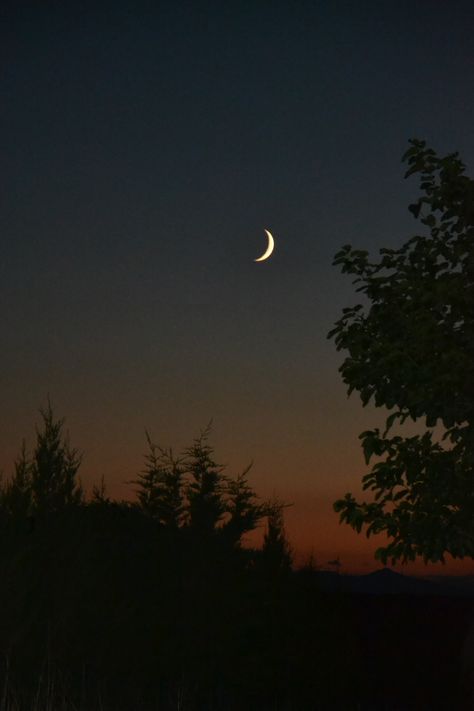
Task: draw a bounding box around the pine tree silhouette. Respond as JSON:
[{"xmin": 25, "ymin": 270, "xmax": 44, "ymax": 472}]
[
  {"xmin": 185, "ymin": 423, "xmax": 226, "ymax": 535},
  {"xmin": 133, "ymin": 432, "xmax": 184, "ymax": 527},
  {"xmin": 3, "ymin": 440, "xmax": 32, "ymax": 518},
  {"xmin": 30, "ymin": 401, "xmax": 83, "ymax": 514}
]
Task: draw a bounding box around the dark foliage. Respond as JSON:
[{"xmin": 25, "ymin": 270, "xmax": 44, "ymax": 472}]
[{"xmin": 329, "ymin": 140, "xmax": 474, "ymax": 564}]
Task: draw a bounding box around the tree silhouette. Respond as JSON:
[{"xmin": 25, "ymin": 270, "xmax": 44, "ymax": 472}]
[
  {"xmin": 223, "ymin": 464, "xmax": 268, "ymax": 547},
  {"xmin": 185, "ymin": 423, "xmax": 226, "ymax": 535},
  {"xmin": 133, "ymin": 432, "xmax": 184, "ymax": 527},
  {"xmin": 91, "ymin": 475, "xmax": 110, "ymax": 504},
  {"xmin": 261, "ymin": 500, "xmax": 292, "ymax": 575},
  {"xmin": 2, "ymin": 440, "xmax": 32, "ymax": 518},
  {"xmin": 30, "ymin": 401, "xmax": 83, "ymax": 514},
  {"xmin": 329, "ymin": 139, "xmax": 474, "ymax": 564}
]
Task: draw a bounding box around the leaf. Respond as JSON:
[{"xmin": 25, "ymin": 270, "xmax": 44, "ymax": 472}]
[
  {"xmin": 408, "ymin": 202, "xmax": 422, "ymax": 218},
  {"xmin": 383, "ymin": 411, "xmax": 400, "ymax": 437},
  {"xmin": 405, "ymin": 162, "xmax": 424, "ymax": 179}
]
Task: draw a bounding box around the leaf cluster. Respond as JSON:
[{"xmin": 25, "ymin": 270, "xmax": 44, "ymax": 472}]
[{"xmin": 329, "ymin": 139, "xmax": 474, "ymax": 563}]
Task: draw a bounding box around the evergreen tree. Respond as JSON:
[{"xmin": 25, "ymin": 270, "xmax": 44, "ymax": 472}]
[
  {"xmin": 185, "ymin": 424, "xmax": 226, "ymax": 535},
  {"xmin": 261, "ymin": 501, "xmax": 292, "ymax": 575},
  {"xmin": 30, "ymin": 401, "xmax": 83, "ymax": 514},
  {"xmin": 134, "ymin": 432, "xmax": 184, "ymax": 527},
  {"xmin": 3, "ymin": 441, "xmax": 32, "ymax": 517},
  {"xmin": 223, "ymin": 465, "xmax": 268, "ymax": 546},
  {"xmin": 91, "ymin": 475, "xmax": 110, "ymax": 504}
]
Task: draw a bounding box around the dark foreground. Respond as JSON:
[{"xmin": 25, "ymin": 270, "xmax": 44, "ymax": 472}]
[{"xmin": 0, "ymin": 506, "xmax": 473, "ymax": 710}]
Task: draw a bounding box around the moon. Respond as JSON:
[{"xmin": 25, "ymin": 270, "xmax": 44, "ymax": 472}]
[{"xmin": 254, "ymin": 229, "xmax": 275, "ymax": 262}]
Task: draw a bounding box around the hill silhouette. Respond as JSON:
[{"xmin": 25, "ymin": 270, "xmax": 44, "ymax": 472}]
[{"xmin": 315, "ymin": 567, "xmax": 474, "ymax": 596}]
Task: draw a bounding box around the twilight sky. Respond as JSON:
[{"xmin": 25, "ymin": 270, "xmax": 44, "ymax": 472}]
[{"xmin": 2, "ymin": 2, "xmax": 473, "ymax": 573}]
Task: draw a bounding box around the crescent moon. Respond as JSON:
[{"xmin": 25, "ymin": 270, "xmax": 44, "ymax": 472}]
[{"xmin": 254, "ymin": 229, "xmax": 275, "ymax": 262}]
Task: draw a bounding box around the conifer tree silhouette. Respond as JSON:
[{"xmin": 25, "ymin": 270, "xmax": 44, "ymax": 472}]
[
  {"xmin": 91, "ymin": 475, "xmax": 110, "ymax": 504},
  {"xmin": 30, "ymin": 401, "xmax": 83, "ymax": 513},
  {"xmin": 261, "ymin": 501, "xmax": 292, "ymax": 575},
  {"xmin": 185, "ymin": 423, "xmax": 226, "ymax": 535},
  {"xmin": 133, "ymin": 432, "xmax": 184, "ymax": 527},
  {"xmin": 3, "ymin": 440, "xmax": 32, "ymax": 518},
  {"xmin": 223, "ymin": 464, "xmax": 268, "ymax": 546}
]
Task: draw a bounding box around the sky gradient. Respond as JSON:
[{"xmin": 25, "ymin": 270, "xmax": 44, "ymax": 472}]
[{"xmin": 2, "ymin": 2, "xmax": 474, "ymax": 574}]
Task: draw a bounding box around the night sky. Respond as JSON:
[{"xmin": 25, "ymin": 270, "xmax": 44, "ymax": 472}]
[{"xmin": 2, "ymin": 2, "xmax": 474, "ymax": 573}]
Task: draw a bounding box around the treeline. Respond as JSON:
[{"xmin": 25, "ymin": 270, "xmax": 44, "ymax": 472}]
[
  {"xmin": 0, "ymin": 404, "xmax": 361, "ymax": 710},
  {"xmin": 0, "ymin": 403, "xmax": 291, "ymax": 565}
]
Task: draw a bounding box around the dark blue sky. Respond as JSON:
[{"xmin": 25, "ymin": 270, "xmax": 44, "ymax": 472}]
[{"xmin": 2, "ymin": 2, "xmax": 473, "ymax": 570}]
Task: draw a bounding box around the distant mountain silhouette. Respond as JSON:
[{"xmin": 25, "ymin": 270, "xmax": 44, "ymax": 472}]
[
  {"xmin": 314, "ymin": 568, "xmax": 474, "ymax": 596},
  {"xmin": 349, "ymin": 568, "xmax": 438, "ymax": 595}
]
